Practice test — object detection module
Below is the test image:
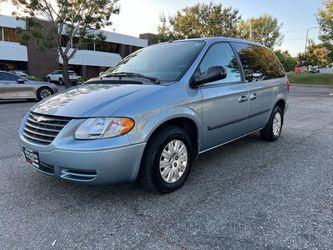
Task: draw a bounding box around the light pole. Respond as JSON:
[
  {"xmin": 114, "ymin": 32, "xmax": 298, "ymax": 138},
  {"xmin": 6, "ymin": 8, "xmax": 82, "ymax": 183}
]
[{"xmin": 305, "ymin": 27, "xmax": 319, "ymax": 53}]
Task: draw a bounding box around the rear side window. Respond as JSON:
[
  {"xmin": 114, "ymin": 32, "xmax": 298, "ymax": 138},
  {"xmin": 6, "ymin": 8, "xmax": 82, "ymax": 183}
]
[
  {"xmin": 232, "ymin": 43, "xmax": 285, "ymax": 82},
  {"xmin": 198, "ymin": 43, "xmax": 241, "ymax": 84},
  {"xmin": 0, "ymin": 72, "xmax": 19, "ymax": 81}
]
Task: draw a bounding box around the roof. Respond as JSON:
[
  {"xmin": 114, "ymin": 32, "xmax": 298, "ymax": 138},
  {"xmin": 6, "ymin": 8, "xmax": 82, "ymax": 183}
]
[{"xmin": 159, "ymin": 37, "xmax": 267, "ymax": 49}]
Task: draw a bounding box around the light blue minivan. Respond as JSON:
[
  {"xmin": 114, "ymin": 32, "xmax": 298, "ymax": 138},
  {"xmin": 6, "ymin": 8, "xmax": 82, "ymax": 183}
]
[{"xmin": 19, "ymin": 37, "xmax": 289, "ymax": 193}]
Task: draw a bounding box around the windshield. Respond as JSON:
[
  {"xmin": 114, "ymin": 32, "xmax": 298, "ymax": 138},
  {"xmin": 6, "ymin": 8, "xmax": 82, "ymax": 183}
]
[{"xmin": 105, "ymin": 41, "xmax": 205, "ymax": 82}]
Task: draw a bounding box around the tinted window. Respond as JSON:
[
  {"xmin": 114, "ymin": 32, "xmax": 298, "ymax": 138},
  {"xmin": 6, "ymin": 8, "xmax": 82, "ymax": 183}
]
[
  {"xmin": 0, "ymin": 72, "xmax": 19, "ymax": 81},
  {"xmin": 233, "ymin": 43, "xmax": 285, "ymax": 82},
  {"xmin": 198, "ymin": 43, "xmax": 241, "ymax": 84},
  {"xmin": 106, "ymin": 41, "xmax": 205, "ymax": 82}
]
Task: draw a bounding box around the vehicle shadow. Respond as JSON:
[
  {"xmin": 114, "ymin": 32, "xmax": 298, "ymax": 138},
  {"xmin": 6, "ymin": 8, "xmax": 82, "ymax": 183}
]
[{"xmin": 24, "ymin": 131, "xmax": 292, "ymax": 204}]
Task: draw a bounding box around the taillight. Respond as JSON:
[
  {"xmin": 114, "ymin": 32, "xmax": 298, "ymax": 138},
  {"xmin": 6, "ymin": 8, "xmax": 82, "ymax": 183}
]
[{"xmin": 286, "ymin": 79, "xmax": 291, "ymax": 92}]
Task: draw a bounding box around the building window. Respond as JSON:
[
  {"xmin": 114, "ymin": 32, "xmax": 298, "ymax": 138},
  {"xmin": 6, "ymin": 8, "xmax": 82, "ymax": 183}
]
[
  {"xmin": 0, "ymin": 27, "xmax": 3, "ymax": 41},
  {"xmin": 79, "ymin": 38, "xmax": 95, "ymax": 50},
  {"xmin": 3, "ymin": 27, "xmax": 19, "ymax": 42},
  {"xmin": 95, "ymin": 41, "xmax": 120, "ymax": 53}
]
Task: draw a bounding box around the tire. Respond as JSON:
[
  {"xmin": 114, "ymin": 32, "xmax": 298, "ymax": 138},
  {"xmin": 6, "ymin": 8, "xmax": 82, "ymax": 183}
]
[
  {"xmin": 139, "ymin": 126, "xmax": 194, "ymax": 193},
  {"xmin": 37, "ymin": 87, "xmax": 53, "ymax": 101},
  {"xmin": 47, "ymin": 77, "xmax": 51, "ymax": 83},
  {"xmin": 260, "ymin": 105, "xmax": 283, "ymax": 141},
  {"xmin": 58, "ymin": 78, "xmax": 64, "ymax": 85}
]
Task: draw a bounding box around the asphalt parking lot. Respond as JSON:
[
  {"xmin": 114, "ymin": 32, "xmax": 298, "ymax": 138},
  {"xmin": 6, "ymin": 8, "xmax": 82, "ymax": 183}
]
[{"xmin": 0, "ymin": 85, "xmax": 332, "ymax": 249}]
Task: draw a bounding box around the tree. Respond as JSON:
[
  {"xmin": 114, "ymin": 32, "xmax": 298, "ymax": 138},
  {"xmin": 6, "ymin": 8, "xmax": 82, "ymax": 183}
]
[
  {"xmin": 298, "ymin": 42, "xmax": 330, "ymax": 67},
  {"xmin": 156, "ymin": 2, "xmax": 241, "ymax": 42},
  {"xmin": 274, "ymin": 50, "xmax": 298, "ymax": 72},
  {"xmin": 13, "ymin": 0, "xmax": 119, "ymax": 88},
  {"xmin": 318, "ymin": 0, "xmax": 333, "ymax": 63},
  {"xmin": 238, "ymin": 15, "xmax": 283, "ymax": 49}
]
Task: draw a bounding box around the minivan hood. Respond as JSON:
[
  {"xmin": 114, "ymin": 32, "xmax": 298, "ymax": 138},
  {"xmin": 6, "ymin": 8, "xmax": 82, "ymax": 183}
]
[{"xmin": 32, "ymin": 83, "xmax": 158, "ymax": 117}]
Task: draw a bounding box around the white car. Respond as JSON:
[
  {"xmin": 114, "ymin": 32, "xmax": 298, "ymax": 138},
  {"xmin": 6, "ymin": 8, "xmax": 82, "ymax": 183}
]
[
  {"xmin": 46, "ymin": 70, "xmax": 79, "ymax": 85},
  {"xmin": 308, "ymin": 65, "xmax": 320, "ymax": 74}
]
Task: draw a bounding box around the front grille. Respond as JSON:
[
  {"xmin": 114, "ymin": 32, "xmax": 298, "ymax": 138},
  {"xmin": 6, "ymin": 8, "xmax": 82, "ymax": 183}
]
[{"xmin": 23, "ymin": 112, "xmax": 71, "ymax": 145}]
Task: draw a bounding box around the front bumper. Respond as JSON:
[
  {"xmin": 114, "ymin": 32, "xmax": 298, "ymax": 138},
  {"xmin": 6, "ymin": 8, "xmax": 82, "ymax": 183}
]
[
  {"xmin": 19, "ymin": 112, "xmax": 146, "ymax": 185},
  {"xmin": 21, "ymin": 141, "xmax": 146, "ymax": 185}
]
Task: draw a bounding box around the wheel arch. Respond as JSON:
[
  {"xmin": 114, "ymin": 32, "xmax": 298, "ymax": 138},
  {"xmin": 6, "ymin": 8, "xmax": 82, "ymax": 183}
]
[
  {"xmin": 275, "ymin": 99, "xmax": 286, "ymax": 112},
  {"xmin": 138, "ymin": 109, "xmax": 202, "ymax": 158},
  {"xmin": 37, "ymin": 86, "xmax": 53, "ymax": 100},
  {"xmin": 149, "ymin": 117, "xmax": 200, "ymax": 156}
]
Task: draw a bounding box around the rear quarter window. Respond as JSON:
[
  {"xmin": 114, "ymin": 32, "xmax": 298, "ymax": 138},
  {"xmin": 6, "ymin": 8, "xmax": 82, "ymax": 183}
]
[{"xmin": 232, "ymin": 43, "xmax": 285, "ymax": 82}]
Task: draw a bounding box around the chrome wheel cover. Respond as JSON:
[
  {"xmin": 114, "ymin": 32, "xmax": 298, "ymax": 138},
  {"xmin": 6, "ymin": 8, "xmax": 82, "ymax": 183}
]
[
  {"xmin": 40, "ymin": 89, "xmax": 52, "ymax": 99},
  {"xmin": 159, "ymin": 140, "xmax": 188, "ymax": 184},
  {"xmin": 272, "ymin": 112, "xmax": 282, "ymax": 137}
]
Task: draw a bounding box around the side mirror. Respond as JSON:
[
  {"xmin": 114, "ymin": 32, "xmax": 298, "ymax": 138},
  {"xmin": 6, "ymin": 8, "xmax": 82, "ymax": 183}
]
[
  {"xmin": 190, "ymin": 66, "xmax": 227, "ymax": 88},
  {"xmin": 17, "ymin": 78, "xmax": 25, "ymax": 84}
]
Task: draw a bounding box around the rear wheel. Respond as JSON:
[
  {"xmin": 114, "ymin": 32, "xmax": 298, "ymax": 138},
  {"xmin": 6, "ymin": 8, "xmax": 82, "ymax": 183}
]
[
  {"xmin": 47, "ymin": 77, "xmax": 51, "ymax": 83},
  {"xmin": 139, "ymin": 126, "xmax": 194, "ymax": 193},
  {"xmin": 59, "ymin": 78, "xmax": 64, "ymax": 85},
  {"xmin": 37, "ymin": 87, "xmax": 53, "ymax": 100},
  {"xmin": 260, "ymin": 105, "xmax": 283, "ymax": 141}
]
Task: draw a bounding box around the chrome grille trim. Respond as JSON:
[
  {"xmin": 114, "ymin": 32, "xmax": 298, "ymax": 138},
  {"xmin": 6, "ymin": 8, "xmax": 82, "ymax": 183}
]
[
  {"xmin": 23, "ymin": 112, "xmax": 71, "ymax": 145},
  {"xmin": 25, "ymin": 122, "xmax": 60, "ymax": 133},
  {"xmin": 27, "ymin": 117, "xmax": 65, "ymax": 128},
  {"xmin": 24, "ymin": 126, "xmax": 57, "ymax": 138}
]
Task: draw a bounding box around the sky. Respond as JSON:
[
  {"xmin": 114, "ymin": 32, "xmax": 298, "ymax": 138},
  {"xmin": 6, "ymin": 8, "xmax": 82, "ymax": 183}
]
[{"xmin": 0, "ymin": 0, "xmax": 325, "ymax": 56}]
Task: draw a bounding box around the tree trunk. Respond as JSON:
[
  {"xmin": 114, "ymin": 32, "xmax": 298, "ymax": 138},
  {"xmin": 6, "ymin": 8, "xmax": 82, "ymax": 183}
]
[{"xmin": 62, "ymin": 56, "xmax": 71, "ymax": 88}]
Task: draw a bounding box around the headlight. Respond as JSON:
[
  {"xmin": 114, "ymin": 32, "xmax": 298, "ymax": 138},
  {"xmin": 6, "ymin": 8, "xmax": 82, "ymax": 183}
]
[{"xmin": 75, "ymin": 117, "xmax": 134, "ymax": 139}]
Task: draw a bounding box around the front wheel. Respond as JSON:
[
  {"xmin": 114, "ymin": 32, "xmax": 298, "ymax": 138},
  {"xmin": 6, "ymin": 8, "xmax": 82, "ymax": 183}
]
[
  {"xmin": 260, "ymin": 106, "xmax": 283, "ymax": 141},
  {"xmin": 139, "ymin": 126, "xmax": 194, "ymax": 193},
  {"xmin": 58, "ymin": 78, "xmax": 64, "ymax": 85}
]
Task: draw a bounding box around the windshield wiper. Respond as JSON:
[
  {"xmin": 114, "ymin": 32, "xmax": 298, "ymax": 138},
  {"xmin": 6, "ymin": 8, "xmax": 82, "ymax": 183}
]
[{"xmin": 103, "ymin": 72, "xmax": 160, "ymax": 84}]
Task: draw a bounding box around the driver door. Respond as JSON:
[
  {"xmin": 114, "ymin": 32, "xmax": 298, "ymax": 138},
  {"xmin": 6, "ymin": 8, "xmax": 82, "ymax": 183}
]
[{"xmin": 198, "ymin": 43, "xmax": 250, "ymax": 151}]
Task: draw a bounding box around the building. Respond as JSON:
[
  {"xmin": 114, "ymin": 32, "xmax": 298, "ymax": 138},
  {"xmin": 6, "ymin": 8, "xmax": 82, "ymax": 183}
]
[
  {"xmin": 0, "ymin": 15, "xmax": 148, "ymax": 78},
  {"xmin": 139, "ymin": 33, "xmax": 158, "ymax": 45}
]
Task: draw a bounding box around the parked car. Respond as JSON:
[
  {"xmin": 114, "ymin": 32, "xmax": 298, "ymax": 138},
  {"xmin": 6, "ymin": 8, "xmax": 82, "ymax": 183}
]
[
  {"xmin": 46, "ymin": 70, "xmax": 79, "ymax": 85},
  {"xmin": 10, "ymin": 70, "xmax": 29, "ymax": 78},
  {"xmin": 308, "ymin": 65, "xmax": 320, "ymax": 74},
  {"xmin": 19, "ymin": 37, "xmax": 289, "ymax": 193},
  {"xmin": 0, "ymin": 71, "xmax": 58, "ymax": 101}
]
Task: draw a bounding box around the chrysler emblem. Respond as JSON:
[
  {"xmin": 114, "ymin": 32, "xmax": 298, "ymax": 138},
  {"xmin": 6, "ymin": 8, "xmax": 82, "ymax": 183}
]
[{"xmin": 31, "ymin": 114, "xmax": 51, "ymax": 123}]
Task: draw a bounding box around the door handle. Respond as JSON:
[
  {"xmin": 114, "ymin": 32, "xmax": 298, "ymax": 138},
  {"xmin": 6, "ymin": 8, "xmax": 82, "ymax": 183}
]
[
  {"xmin": 250, "ymin": 93, "xmax": 257, "ymax": 100},
  {"xmin": 238, "ymin": 95, "xmax": 248, "ymax": 103}
]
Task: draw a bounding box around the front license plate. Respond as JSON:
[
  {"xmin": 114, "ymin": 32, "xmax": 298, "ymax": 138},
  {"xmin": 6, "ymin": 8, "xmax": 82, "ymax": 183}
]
[{"xmin": 23, "ymin": 147, "xmax": 39, "ymax": 168}]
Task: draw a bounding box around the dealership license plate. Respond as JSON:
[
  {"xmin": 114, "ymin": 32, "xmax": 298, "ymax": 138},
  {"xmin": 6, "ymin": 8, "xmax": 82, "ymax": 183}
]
[{"xmin": 23, "ymin": 147, "xmax": 40, "ymax": 168}]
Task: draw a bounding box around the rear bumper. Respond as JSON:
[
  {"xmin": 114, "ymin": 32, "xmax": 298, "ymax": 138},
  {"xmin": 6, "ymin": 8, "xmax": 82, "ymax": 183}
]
[{"xmin": 21, "ymin": 140, "xmax": 146, "ymax": 185}]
